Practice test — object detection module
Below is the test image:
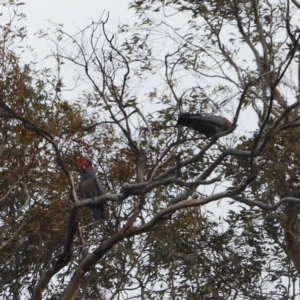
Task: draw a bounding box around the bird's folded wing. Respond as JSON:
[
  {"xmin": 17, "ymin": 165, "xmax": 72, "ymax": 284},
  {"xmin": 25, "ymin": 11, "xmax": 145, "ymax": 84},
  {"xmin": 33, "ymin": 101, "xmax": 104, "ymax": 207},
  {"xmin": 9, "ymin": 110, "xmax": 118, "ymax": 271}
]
[{"xmin": 93, "ymin": 175, "xmax": 104, "ymax": 196}]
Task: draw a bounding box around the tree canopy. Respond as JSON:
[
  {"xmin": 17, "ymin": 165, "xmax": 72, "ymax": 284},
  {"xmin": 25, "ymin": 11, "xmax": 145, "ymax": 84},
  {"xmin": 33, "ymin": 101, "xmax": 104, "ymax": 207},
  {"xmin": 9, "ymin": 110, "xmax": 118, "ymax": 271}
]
[{"xmin": 1, "ymin": 0, "xmax": 300, "ymax": 299}]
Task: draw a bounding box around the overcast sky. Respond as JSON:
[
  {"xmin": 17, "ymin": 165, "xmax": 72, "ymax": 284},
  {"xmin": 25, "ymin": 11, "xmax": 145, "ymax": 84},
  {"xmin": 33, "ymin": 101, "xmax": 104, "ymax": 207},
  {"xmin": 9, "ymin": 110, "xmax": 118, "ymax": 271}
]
[
  {"xmin": 18, "ymin": 1, "xmax": 139, "ymax": 100},
  {"xmin": 25, "ymin": 1, "xmax": 135, "ymax": 35},
  {"xmin": 22, "ymin": 1, "xmax": 135, "ymax": 60}
]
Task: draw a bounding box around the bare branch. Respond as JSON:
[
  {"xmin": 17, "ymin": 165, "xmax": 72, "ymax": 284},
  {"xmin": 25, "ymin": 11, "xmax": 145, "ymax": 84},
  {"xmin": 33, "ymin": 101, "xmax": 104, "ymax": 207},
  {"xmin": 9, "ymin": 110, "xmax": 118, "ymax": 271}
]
[{"xmin": 229, "ymin": 194, "xmax": 300, "ymax": 211}]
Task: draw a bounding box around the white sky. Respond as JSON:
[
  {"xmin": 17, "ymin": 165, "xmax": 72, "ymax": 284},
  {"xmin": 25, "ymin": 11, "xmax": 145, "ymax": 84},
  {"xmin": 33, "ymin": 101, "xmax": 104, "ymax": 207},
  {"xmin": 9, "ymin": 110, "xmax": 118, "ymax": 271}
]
[
  {"xmin": 23, "ymin": 1, "xmax": 135, "ymax": 68},
  {"xmin": 25, "ymin": 1, "xmax": 135, "ymax": 34},
  {"xmin": 20, "ymin": 1, "xmax": 141, "ymax": 104}
]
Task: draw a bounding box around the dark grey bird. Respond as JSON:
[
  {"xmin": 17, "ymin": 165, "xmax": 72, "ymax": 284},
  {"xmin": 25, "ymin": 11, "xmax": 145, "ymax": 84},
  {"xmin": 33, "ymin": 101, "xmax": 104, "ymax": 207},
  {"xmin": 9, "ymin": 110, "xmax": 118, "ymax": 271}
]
[
  {"xmin": 177, "ymin": 113, "xmax": 232, "ymax": 138},
  {"xmin": 78, "ymin": 157, "xmax": 105, "ymax": 220}
]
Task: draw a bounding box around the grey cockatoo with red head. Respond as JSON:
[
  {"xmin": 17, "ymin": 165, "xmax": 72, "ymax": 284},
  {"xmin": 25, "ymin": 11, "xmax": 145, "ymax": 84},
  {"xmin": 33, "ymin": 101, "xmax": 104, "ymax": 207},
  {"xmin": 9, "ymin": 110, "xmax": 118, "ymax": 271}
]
[
  {"xmin": 177, "ymin": 113, "xmax": 232, "ymax": 138},
  {"xmin": 78, "ymin": 157, "xmax": 105, "ymax": 221}
]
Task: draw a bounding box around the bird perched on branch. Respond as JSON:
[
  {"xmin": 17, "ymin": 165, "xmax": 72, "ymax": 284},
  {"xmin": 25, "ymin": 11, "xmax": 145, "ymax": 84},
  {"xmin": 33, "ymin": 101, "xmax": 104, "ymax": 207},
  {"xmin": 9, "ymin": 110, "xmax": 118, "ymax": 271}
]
[
  {"xmin": 177, "ymin": 113, "xmax": 232, "ymax": 138},
  {"xmin": 78, "ymin": 157, "xmax": 105, "ymax": 221}
]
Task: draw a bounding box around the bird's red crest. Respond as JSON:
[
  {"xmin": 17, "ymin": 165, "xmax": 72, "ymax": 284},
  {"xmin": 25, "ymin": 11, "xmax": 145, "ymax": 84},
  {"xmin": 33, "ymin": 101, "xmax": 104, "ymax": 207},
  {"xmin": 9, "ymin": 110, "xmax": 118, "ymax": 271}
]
[
  {"xmin": 78, "ymin": 157, "xmax": 92, "ymax": 167},
  {"xmin": 225, "ymin": 118, "xmax": 232, "ymax": 128}
]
